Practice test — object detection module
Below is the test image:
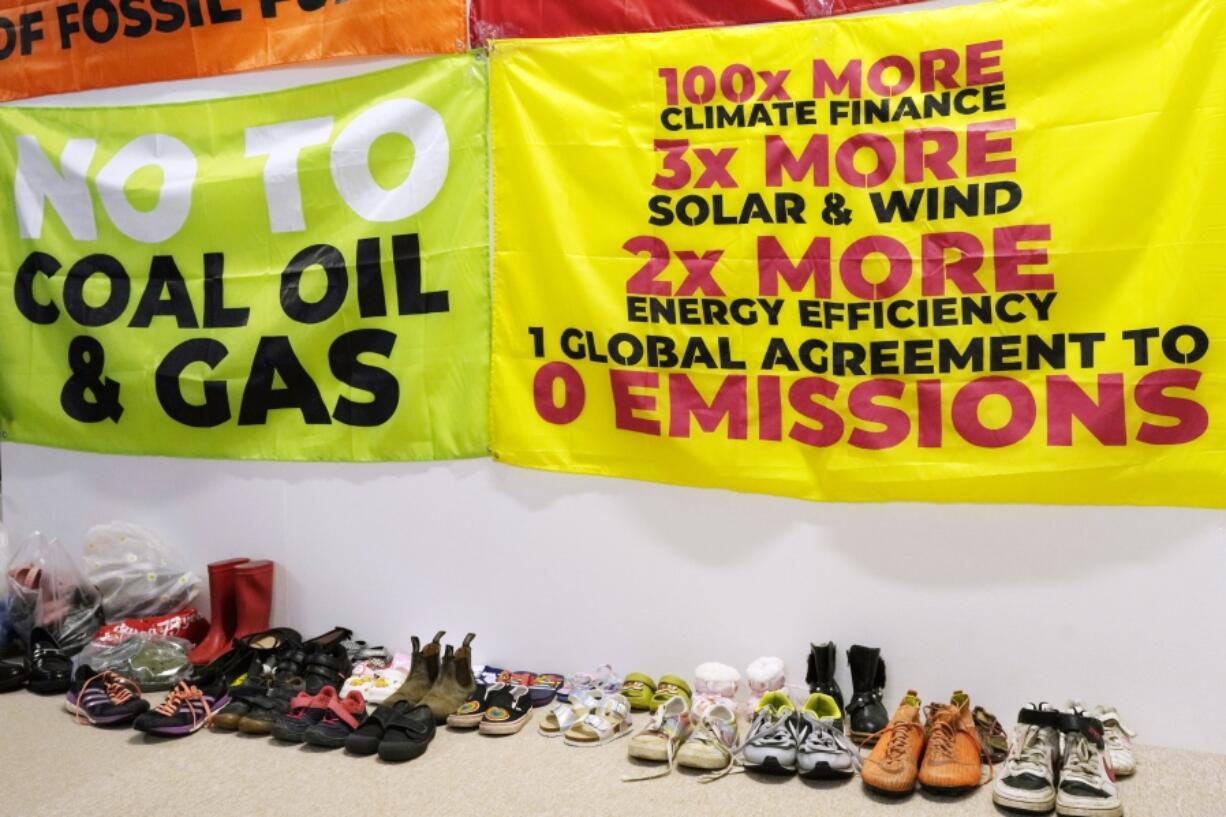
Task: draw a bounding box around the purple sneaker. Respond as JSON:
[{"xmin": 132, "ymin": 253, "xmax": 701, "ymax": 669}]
[
  {"xmin": 133, "ymin": 672, "xmax": 230, "ymax": 737},
  {"xmin": 65, "ymin": 666, "xmax": 150, "ymax": 726}
]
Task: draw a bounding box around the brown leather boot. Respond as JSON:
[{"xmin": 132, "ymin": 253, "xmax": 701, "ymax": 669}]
[
  {"xmin": 418, "ymin": 633, "xmax": 476, "ymax": 723},
  {"xmin": 385, "ymin": 631, "xmax": 444, "ymax": 706}
]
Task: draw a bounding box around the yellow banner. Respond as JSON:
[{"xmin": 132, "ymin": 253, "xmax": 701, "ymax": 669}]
[{"xmin": 490, "ymin": 0, "xmax": 1226, "ymax": 507}]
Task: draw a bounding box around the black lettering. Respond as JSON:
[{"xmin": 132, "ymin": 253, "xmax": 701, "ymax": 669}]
[
  {"xmin": 129, "ymin": 256, "xmax": 198, "ymax": 328},
  {"xmin": 392, "ymin": 234, "xmax": 448, "ymax": 315},
  {"xmin": 15, "ymin": 251, "xmax": 61, "ymax": 324},
  {"xmin": 63, "ymin": 254, "xmax": 129, "ymax": 327},
  {"xmin": 156, "ymin": 338, "xmax": 230, "ymax": 427},
  {"xmin": 280, "ymin": 243, "xmax": 347, "ymax": 324},
  {"xmin": 238, "ymin": 336, "xmax": 329, "ymax": 425},
  {"xmin": 329, "ymin": 329, "xmax": 398, "ymax": 427}
]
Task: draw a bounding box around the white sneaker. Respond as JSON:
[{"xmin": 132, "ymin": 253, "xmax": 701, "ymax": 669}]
[
  {"xmin": 1092, "ymin": 705, "xmax": 1137, "ymax": 777},
  {"xmin": 993, "ymin": 703, "xmax": 1061, "ymax": 813},
  {"xmin": 1056, "ymin": 713, "xmax": 1123, "ymax": 817},
  {"xmin": 740, "ymin": 690, "xmax": 798, "ymax": 774}
]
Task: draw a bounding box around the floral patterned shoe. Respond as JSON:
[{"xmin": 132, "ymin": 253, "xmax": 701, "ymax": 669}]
[
  {"xmin": 625, "ymin": 695, "xmax": 692, "ymax": 781},
  {"xmin": 679, "ymin": 703, "xmax": 739, "ymax": 773}
]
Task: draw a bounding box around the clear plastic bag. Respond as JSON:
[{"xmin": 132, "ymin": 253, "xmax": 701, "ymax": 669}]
[
  {"xmin": 81, "ymin": 522, "xmax": 201, "ymax": 623},
  {"xmin": 74, "ymin": 633, "xmax": 192, "ymax": 690},
  {"xmin": 0, "ymin": 523, "xmax": 9, "ymax": 652},
  {"xmin": 6, "ymin": 530, "xmax": 104, "ymax": 654}
]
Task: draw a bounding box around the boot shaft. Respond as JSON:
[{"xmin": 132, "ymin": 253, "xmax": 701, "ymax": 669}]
[
  {"xmin": 805, "ymin": 642, "xmax": 844, "ymax": 712},
  {"xmin": 846, "ymin": 644, "xmax": 883, "ymax": 694}
]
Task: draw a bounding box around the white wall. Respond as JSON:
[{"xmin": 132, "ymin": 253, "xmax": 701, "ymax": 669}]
[{"xmin": 5, "ymin": 0, "xmax": 1225, "ymax": 755}]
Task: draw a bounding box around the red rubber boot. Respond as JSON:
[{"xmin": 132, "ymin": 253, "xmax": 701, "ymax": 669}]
[
  {"xmin": 188, "ymin": 557, "xmax": 249, "ymax": 665},
  {"xmin": 233, "ymin": 560, "xmax": 274, "ymax": 641}
]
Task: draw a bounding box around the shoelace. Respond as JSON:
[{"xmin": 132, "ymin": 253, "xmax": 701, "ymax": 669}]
[
  {"xmin": 1007, "ymin": 724, "xmax": 1053, "ymax": 775},
  {"xmin": 928, "ymin": 714, "xmax": 995, "ymax": 785},
  {"xmin": 863, "ymin": 716, "xmax": 925, "ymax": 763},
  {"xmin": 623, "ymin": 706, "xmax": 689, "ymax": 782},
  {"xmin": 1063, "ymin": 733, "xmax": 1106, "ymax": 784},
  {"xmin": 701, "ymin": 708, "xmax": 794, "ymax": 783},
  {"xmin": 799, "ymin": 713, "xmax": 863, "ymax": 772},
  {"xmin": 151, "ymin": 682, "xmax": 214, "ymax": 729},
  {"xmin": 76, "ymin": 671, "xmax": 142, "ymax": 722}
]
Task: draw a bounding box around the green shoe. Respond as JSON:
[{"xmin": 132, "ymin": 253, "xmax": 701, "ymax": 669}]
[
  {"xmin": 620, "ymin": 673, "xmax": 656, "ymax": 711},
  {"xmin": 649, "ymin": 675, "xmax": 691, "ymax": 712},
  {"xmin": 384, "ymin": 631, "xmax": 444, "ymax": 706}
]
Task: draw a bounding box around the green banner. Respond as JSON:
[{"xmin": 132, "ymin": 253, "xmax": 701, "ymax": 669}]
[{"xmin": 0, "ymin": 58, "xmax": 489, "ymax": 461}]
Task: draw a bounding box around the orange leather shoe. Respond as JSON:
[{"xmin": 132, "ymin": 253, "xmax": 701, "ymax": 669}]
[
  {"xmin": 861, "ymin": 690, "xmax": 925, "ymax": 796},
  {"xmin": 918, "ymin": 690, "xmax": 990, "ymax": 794}
]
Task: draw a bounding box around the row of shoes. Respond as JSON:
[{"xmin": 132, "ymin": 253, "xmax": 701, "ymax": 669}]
[
  {"xmin": 446, "ymin": 669, "xmax": 565, "ymax": 735},
  {"xmin": 994, "ymin": 702, "xmax": 1136, "ymax": 817}
]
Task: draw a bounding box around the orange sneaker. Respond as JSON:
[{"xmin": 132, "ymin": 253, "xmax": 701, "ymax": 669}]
[
  {"xmin": 861, "ymin": 690, "xmax": 925, "ymax": 796},
  {"xmin": 918, "ymin": 690, "xmax": 990, "ymax": 794}
]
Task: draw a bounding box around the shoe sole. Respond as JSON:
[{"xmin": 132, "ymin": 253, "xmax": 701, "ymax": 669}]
[
  {"xmin": 446, "ymin": 713, "xmax": 484, "ymax": 729},
  {"xmin": 27, "ymin": 679, "xmax": 72, "ymax": 695},
  {"xmin": 238, "ymin": 718, "xmax": 274, "ymax": 734},
  {"xmin": 63, "ymin": 700, "xmax": 138, "ymax": 726},
  {"xmin": 863, "ymin": 782, "xmax": 915, "ymax": 798},
  {"xmin": 799, "ymin": 763, "xmax": 856, "ymax": 780},
  {"xmin": 850, "ymin": 730, "xmax": 880, "ymax": 747},
  {"xmin": 628, "ymin": 742, "xmax": 669, "ymax": 762},
  {"xmin": 479, "ymin": 717, "xmax": 530, "ymax": 736},
  {"xmin": 744, "ymin": 756, "xmax": 797, "ymax": 776},
  {"xmin": 993, "ymin": 790, "xmax": 1056, "ymax": 814},
  {"xmin": 1056, "ymin": 803, "xmax": 1123, "ymax": 817},
  {"xmin": 270, "ymin": 725, "xmax": 310, "ymax": 743},
  {"xmin": 921, "ymin": 783, "xmax": 978, "ymax": 797},
  {"xmin": 377, "ymin": 741, "xmax": 429, "ymax": 763},
  {"xmin": 303, "ymin": 731, "xmax": 348, "ymax": 749}
]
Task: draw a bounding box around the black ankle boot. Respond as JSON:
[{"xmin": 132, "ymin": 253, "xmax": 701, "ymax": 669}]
[
  {"xmin": 805, "ymin": 642, "xmax": 845, "ymax": 723},
  {"xmin": 845, "ymin": 644, "xmax": 889, "ymax": 742}
]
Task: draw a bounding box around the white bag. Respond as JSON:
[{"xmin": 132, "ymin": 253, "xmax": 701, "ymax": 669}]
[{"xmin": 81, "ymin": 522, "xmax": 201, "ymax": 623}]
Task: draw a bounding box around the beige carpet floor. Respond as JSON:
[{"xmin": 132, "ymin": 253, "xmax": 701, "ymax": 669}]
[{"xmin": 1, "ymin": 691, "xmax": 1223, "ymax": 817}]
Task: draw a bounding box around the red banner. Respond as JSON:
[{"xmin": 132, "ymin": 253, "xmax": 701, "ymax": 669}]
[{"xmin": 471, "ymin": 0, "xmax": 922, "ymax": 45}]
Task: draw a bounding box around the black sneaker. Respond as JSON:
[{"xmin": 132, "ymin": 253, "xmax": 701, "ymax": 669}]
[
  {"xmin": 133, "ymin": 670, "xmax": 231, "ymax": 737},
  {"xmin": 303, "ymin": 690, "xmax": 367, "ymax": 748},
  {"xmin": 65, "ymin": 666, "xmax": 149, "ymax": 726},
  {"xmin": 378, "ymin": 703, "xmax": 437, "ymax": 763},
  {"xmin": 271, "ymin": 686, "xmax": 338, "ymax": 743}
]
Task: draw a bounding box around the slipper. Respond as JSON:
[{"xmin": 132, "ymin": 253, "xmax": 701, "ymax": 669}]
[
  {"xmin": 649, "ymin": 675, "xmax": 692, "ymax": 713},
  {"xmin": 620, "ymin": 673, "xmax": 656, "ymax": 711},
  {"xmin": 564, "ymin": 693, "xmax": 633, "ymax": 747},
  {"xmin": 539, "ymin": 688, "xmax": 602, "ymax": 737},
  {"xmin": 692, "ymin": 662, "xmax": 740, "ymax": 719},
  {"xmin": 530, "ymin": 673, "xmax": 564, "ymax": 707},
  {"xmin": 479, "ymin": 685, "xmax": 534, "ymax": 735}
]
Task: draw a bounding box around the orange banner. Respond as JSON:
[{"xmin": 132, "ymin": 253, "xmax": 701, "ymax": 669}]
[{"xmin": 0, "ymin": 0, "xmax": 466, "ymax": 102}]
